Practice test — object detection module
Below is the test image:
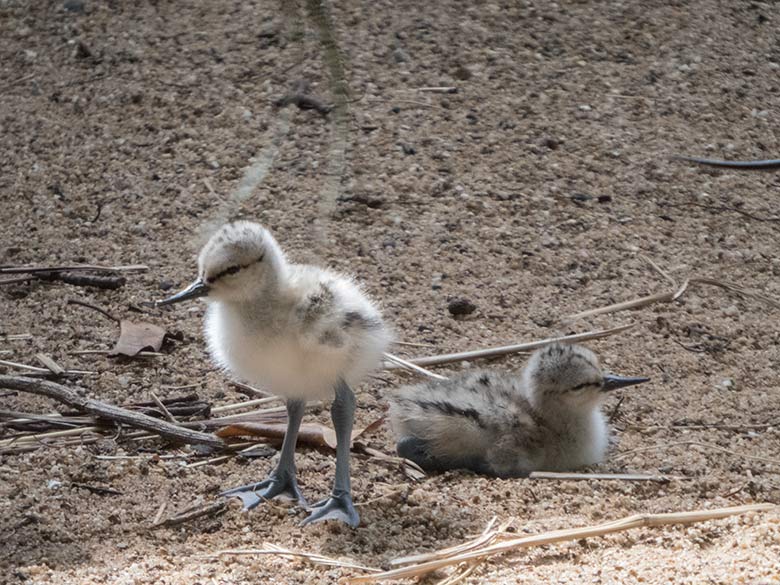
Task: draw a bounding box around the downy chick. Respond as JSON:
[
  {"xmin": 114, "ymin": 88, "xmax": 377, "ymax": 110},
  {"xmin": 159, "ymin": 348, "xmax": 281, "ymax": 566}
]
[
  {"xmin": 389, "ymin": 343, "xmax": 648, "ymax": 478},
  {"xmin": 157, "ymin": 221, "xmax": 392, "ymax": 526}
]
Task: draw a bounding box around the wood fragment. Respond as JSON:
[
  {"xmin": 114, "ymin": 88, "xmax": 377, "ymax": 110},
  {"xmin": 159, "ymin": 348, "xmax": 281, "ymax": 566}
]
[
  {"xmin": 69, "ymin": 482, "xmax": 122, "ymax": 496},
  {"xmin": 0, "ymin": 375, "xmax": 225, "ymax": 449},
  {"xmin": 35, "ymin": 354, "xmax": 65, "ymax": 376},
  {"xmin": 152, "ymin": 500, "xmax": 168, "ymax": 526},
  {"xmin": 154, "ymin": 500, "xmax": 227, "ymax": 528},
  {"xmin": 0, "ymin": 333, "xmax": 33, "ymax": 341},
  {"xmin": 417, "ymin": 86, "xmax": 458, "ymax": 93}
]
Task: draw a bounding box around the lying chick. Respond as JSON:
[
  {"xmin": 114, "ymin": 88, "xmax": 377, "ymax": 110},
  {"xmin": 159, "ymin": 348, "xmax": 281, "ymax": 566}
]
[{"xmin": 389, "ymin": 343, "xmax": 648, "ymax": 477}]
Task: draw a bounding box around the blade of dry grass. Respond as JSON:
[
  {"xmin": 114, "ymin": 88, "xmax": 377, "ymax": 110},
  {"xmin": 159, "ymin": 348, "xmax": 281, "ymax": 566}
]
[
  {"xmin": 0, "ymin": 359, "xmax": 94, "ymax": 376},
  {"xmin": 563, "ymin": 293, "xmax": 673, "ymax": 322},
  {"xmin": 210, "ymin": 543, "xmax": 380, "ymax": 573},
  {"xmin": 527, "ymin": 471, "xmax": 678, "ymax": 482},
  {"xmin": 384, "ymin": 352, "xmax": 448, "ymax": 380},
  {"xmin": 391, "ymin": 517, "xmax": 512, "ymax": 566},
  {"xmin": 348, "ymin": 503, "xmax": 775, "ymax": 583},
  {"xmin": 210, "ymin": 396, "xmax": 282, "ymax": 414}
]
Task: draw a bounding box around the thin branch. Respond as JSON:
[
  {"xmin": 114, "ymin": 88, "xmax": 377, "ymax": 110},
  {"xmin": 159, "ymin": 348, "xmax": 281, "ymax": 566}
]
[{"xmin": 0, "ymin": 264, "xmax": 148, "ymax": 275}]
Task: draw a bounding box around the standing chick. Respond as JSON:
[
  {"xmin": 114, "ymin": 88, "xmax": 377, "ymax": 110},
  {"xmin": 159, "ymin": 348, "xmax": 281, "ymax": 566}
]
[
  {"xmin": 389, "ymin": 343, "xmax": 648, "ymax": 478},
  {"xmin": 157, "ymin": 221, "xmax": 392, "ymax": 527}
]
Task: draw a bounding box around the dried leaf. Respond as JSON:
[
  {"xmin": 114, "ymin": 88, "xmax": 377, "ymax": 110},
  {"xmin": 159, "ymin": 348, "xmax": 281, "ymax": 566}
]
[
  {"xmin": 215, "ymin": 417, "xmax": 385, "ymax": 450},
  {"xmin": 109, "ymin": 320, "xmax": 167, "ymax": 357}
]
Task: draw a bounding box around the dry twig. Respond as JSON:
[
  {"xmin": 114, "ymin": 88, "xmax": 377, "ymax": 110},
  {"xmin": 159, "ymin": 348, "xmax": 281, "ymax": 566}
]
[
  {"xmin": 383, "ymin": 324, "xmax": 635, "ymax": 370},
  {"xmin": 0, "ymin": 376, "xmax": 225, "ymax": 449},
  {"xmin": 527, "ymin": 471, "xmax": 677, "ymax": 482},
  {"xmin": 0, "ymin": 264, "xmax": 147, "ymax": 274},
  {"xmin": 154, "ymin": 501, "xmax": 227, "ymax": 528}
]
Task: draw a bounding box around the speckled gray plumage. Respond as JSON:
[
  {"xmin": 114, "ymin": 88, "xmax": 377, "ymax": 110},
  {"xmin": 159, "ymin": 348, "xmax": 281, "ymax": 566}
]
[{"xmin": 389, "ymin": 343, "xmax": 643, "ymax": 477}]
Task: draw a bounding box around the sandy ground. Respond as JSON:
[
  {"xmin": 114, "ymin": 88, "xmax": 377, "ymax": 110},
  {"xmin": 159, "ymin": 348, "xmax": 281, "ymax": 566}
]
[{"xmin": 1, "ymin": 0, "xmax": 780, "ymax": 583}]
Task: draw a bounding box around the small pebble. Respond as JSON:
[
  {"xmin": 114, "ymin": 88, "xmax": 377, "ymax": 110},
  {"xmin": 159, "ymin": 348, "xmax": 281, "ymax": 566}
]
[
  {"xmin": 448, "ymin": 297, "xmax": 477, "ymax": 316},
  {"xmin": 63, "ymin": 0, "xmax": 85, "ymax": 12}
]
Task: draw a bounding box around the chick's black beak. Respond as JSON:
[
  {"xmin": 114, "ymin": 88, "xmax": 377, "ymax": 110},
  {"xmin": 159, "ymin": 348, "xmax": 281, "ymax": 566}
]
[
  {"xmin": 602, "ymin": 374, "xmax": 650, "ymax": 392},
  {"xmin": 156, "ymin": 278, "xmax": 209, "ymax": 306}
]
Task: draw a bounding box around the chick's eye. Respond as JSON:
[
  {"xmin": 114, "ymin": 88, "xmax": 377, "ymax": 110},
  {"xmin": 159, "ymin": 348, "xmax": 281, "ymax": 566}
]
[
  {"xmin": 225, "ymin": 265, "xmax": 240, "ymax": 275},
  {"xmin": 570, "ymin": 382, "xmax": 591, "ymax": 392}
]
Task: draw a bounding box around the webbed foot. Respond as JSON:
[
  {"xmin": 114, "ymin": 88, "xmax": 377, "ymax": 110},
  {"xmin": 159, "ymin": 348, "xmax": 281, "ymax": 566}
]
[
  {"xmin": 301, "ymin": 491, "xmax": 359, "ymax": 527},
  {"xmin": 221, "ymin": 472, "xmax": 307, "ymax": 510}
]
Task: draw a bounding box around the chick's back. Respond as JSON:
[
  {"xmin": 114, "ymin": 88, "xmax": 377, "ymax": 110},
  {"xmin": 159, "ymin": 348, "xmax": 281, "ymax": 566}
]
[{"xmin": 389, "ymin": 370, "xmax": 538, "ymax": 465}]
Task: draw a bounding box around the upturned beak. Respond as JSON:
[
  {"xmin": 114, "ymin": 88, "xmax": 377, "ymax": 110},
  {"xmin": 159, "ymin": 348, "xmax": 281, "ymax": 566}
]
[
  {"xmin": 602, "ymin": 374, "xmax": 650, "ymax": 392},
  {"xmin": 155, "ymin": 278, "xmax": 209, "ymax": 306}
]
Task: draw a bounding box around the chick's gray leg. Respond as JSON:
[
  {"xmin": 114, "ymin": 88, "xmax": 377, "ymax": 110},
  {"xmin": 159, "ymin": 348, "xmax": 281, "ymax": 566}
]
[
  {"xmin": 302, "ymin": 380, "xmax": 359, "ymax": 527},
  {"xmin": 221, "ymin": 399, "xmax": 307, "ymax": 509}
]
